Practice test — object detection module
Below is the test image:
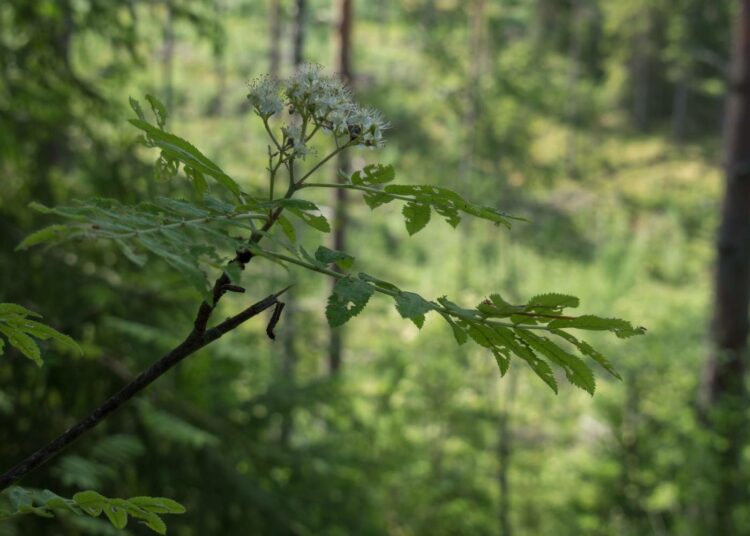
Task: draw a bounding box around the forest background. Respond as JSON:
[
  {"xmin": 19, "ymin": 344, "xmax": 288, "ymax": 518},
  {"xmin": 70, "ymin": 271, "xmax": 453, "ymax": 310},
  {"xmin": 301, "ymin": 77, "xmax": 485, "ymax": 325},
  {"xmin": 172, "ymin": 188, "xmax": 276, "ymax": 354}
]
[{"xmin": 0, "ymin": 0, "xmax": 739, "ymax": 534}]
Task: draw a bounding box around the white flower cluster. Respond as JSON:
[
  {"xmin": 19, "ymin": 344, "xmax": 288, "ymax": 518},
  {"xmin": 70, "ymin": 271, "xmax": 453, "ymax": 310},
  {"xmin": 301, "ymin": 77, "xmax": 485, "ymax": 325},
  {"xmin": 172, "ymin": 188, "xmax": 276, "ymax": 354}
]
[
  {"xmin": 247, "ymin": 64, "xmax": 388, "ymax": 149},
  {"xmin": 246, "ymin": 75, "xmax": 283, "ymax": 118}
]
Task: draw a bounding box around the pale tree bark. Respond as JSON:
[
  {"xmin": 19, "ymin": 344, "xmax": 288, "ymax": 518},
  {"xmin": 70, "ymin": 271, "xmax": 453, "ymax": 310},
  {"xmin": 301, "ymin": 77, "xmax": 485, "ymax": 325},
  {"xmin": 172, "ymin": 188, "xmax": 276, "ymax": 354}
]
[
  {"xmin": 700, "ymin": 3, "xmax": 750, "ymax": 533},
  {"xmin": 328, "ymin": 0, "xmax": 353, "ymax": 375}
]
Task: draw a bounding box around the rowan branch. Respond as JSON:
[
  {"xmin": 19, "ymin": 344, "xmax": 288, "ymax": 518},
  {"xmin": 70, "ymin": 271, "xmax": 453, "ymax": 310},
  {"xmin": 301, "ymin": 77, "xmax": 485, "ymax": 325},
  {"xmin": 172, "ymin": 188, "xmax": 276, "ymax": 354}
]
[{"xmin": 0, "ymin": 288, "xmax": 287, "ymax": 491}]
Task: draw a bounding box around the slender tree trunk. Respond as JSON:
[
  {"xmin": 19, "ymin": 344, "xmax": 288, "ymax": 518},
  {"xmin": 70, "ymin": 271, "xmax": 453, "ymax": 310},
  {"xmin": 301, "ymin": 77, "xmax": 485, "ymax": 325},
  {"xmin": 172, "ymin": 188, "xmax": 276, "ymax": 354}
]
[
  {"xmin": 279, "ymin": 0, "xmax": 306, "ymax": 443},
  {"xmin": 269, "ymin": 0, "xmax": 282, "ymax": 78},
  {"xmin": 671, "ymin": 70, "xmax": 689, "ymax": 143},
  {"xmin": 700, "ymin": 4, "xmax": 750, "ymax": 533},
  {"xmin": 329, "ymin": 0, "xmax": 353, "ymax": 375},
  {"xmin": 163, "ymin": 1, "xmax": 175, "ymax": 111},
  {"xmin": 292, "ymin": 0, "xmax": 306, "ymax": 67}
]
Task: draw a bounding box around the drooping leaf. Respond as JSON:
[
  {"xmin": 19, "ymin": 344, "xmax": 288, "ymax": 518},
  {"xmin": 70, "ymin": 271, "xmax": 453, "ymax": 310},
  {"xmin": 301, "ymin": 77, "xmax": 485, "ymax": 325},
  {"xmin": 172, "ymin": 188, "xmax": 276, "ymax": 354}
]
[
  {"xmin": 393, "ymin": 292, "xmax": 434, "ymax": 329},
  {"xmin": 326, "ymin": 277, "xmax": 374, "ymax": 327},
  {"xmin": 516, "ymin": 328, "xmax": 596, "ymax": 395},
  {"xmin": 288, "ymin": 207, "xmax": 331, "ymax": 233},
  {"xmin": 402, "ymin": 202, "xmax": 431, "ymax": 235}
]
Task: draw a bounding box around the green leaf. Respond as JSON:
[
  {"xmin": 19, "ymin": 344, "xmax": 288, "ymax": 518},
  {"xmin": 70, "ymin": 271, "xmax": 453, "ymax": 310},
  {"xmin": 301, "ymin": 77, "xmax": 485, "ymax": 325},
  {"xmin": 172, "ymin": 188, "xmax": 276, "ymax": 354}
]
[
  {"xmin": 516, "ymin": 329, "xmax": 596, "ymax": 395},
  {"xmin": 0, "ymin": 324, "xmax": 42, "ymax": 366},
  {"xmin": 548, "ymin": 315, "xmax": 646, "ymax": 338},
  {"xmin": 439, "ymin": 313, "xmax": 468, "ymax": 345},
  {"xmin": 526, "ymin": 293, "xmax": 580, "ymax": 312},
  {"xmin": 0, "ymin": 303, "xmax": 42, "ymax": 318},
  {"xmin": 402, "ymin": 202, "xmax": 431, "ymax": 235},
  {"xmin": 358, "ymin": 273, "xmax": 401, "ymax": 292},
  {"xmin": 350, "ymin": 163, "xmax": 395, "ymax": 185},
  {"xmin": 437, "ymin": 296, "xmax": 479, "ymax": 321},
  {"xmin": 129, "ymin": 97, "xmax": 145, "ymax": 120},
  {"xmin": 73, "ymin": 490, "xmax": 107, "ymax": 516},
  {"xmin": 288, "ymin": 207, "xmax": 331, "ymax": 233},
  {"xmin": 326, "ymin": 277, "xmax": 374, "ymax": 327},
  {"xmin": 363, "ymin": 191, "xmax": 394, "ymax": 210},
  {"xmin": 19, "ymin": 320, "xmax": 82, "ymax": 355},
  {"xmin": 142, "ymin": 512, "xmax": 167, "ymax": 534},
  {"xmin": 478, "ymin": 294, "xmax": 522, "ymax": 316},
  {"xmin": 393, "ymin": 292, "xmax": 433, "ymax": 329},
  {"xmin": 185, "ymin": 166, "xmax": 209, "ymax": 196},
  {"xmin": 276, "ymin": 215, "xmax": 297, "ymax": 243},
  {"xmin": 16, "ymin": 225, "xmax": 71, "ymax": 251},
  {"xmin": 103, "ymin": 503, "xmax": 128, "ymax": 529},
  {"xmin": 128, "ymin": 497, "xmax": 186, "ymax": 514},
  {"xmin": 129, "ymin": 118, "xmax": 241, "ymax": 199},
  {"xmin": 146, "ymin": 94, "xmax": 168, "ymax": 128},
  {"xmin": 552, "ymin": 329, "xmax": 621, "ymax": 380},
  {"xmin": 314, "ymin": 246, "xmax": 354, "ymax": 270}
]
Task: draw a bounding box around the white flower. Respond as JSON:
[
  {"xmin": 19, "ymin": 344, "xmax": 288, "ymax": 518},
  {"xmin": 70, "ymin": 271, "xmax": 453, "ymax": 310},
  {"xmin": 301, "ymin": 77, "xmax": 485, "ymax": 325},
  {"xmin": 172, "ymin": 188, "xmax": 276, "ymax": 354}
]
[{"xmin": 247, "ymin": 76, "xmax": 283, "ymax": 118}]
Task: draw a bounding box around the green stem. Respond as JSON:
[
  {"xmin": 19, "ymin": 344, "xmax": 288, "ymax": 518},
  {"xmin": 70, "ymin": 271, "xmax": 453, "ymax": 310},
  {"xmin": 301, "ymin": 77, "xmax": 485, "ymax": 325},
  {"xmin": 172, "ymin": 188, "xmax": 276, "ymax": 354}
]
[
  {"xmin": 294, "ymin": 143, "xmax": 352, "ymax": 187},
  {"xmin": 262, "ymin": 116, "xmax": 282, "ymax": 152}
]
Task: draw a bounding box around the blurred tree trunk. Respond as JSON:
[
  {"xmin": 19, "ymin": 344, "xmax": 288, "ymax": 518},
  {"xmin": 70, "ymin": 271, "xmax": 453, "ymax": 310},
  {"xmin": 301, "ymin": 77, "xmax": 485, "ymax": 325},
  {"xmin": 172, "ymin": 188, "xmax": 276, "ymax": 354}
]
[
  {"xmin": 671, "ymin": 70, "xmax": 689, "ymax": 143},
  {"xmin": 700, "ymin": 3, "xmax": 750, "ymax": 532},
  {"xmin": 163, "ymin": 0, "xmax": 175, "ymax": 111},
  {"xmin": 269, "ymin": 0, "xmax": 282, "ymax": 78},
  {"xmin": 293, "ymin": 0, "xmax": 306, "ymax": 67},
  {"xmin": 329, "ymin": 0, "xmax": 353, "ymax": 375},
  {"xmin": 631, "ymin": 9, "xmax": 654, "ymax": 130},
  {"xmin": 279, "ymin": 0, "xmax": 307, "ymax": 446}
]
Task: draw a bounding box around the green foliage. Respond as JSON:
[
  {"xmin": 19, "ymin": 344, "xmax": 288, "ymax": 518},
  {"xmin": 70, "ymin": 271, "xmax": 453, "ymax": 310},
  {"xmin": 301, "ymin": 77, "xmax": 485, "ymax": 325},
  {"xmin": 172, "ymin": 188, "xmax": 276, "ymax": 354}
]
[
  {"xmin": 0, "ymin": 303, "xmax": 80, "ymax": 366},
  {"xmin": 0, "ymin": 487, "xmax": 185, "ymax": 534},
  {"xmin": 19, "ymin": 69, "xmax": 644, "ymax": 394},
  {"xmin": 129, "ymin": 96, "xmax": 242, "ymax": 199},
  {"xmin": 18, "ymin": 197, "xmax": 266, "ymax": 297}
]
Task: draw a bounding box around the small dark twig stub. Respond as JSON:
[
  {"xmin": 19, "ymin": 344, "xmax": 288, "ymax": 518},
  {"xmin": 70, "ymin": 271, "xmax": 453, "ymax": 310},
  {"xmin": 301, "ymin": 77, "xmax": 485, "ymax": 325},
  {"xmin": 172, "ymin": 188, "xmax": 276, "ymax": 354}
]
[{"xmin": 266, "ymin": 301, "xmax": 286, "ymax": 340}]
